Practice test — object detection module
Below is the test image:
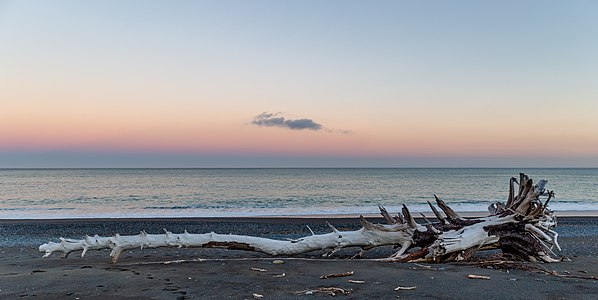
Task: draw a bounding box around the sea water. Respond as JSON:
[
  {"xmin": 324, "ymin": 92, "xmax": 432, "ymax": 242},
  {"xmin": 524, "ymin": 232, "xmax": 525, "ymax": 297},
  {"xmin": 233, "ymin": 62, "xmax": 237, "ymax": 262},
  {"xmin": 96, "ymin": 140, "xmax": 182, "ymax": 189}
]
[{"xmin": 0, "ymin": 168, "xmax": 596, "ymax": 219}]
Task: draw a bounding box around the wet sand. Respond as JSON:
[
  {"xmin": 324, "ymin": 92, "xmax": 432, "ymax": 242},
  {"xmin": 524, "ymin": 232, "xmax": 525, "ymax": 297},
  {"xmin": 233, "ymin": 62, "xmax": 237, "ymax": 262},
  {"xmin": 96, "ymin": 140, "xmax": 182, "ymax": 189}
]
[{"xmin": 1, "ymin": 217, "xmax": 597, "ymax": 299}]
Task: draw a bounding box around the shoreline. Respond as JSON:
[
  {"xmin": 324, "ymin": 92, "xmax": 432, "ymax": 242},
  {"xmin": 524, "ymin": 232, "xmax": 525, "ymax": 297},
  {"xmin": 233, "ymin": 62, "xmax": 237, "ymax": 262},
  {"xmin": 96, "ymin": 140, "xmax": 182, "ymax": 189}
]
[
  {"xmin": 2, "ymin": 209, "xmax": 598, "ymax": 222},
  {"xmin": 2, "ymin": 215, "xmax": 598, "ymax": 226}
]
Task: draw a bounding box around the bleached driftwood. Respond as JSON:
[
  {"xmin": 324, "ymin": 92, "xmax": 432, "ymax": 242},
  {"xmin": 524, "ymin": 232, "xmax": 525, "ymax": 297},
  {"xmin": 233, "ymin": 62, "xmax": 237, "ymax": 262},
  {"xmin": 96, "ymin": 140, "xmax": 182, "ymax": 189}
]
[
  {"xmin": 39, "ymin": 173, "xmax": 562, "ymax": 263},
  {"xmin": 40, "ymin": 216, "xmax": 419, "ymax": 263}
]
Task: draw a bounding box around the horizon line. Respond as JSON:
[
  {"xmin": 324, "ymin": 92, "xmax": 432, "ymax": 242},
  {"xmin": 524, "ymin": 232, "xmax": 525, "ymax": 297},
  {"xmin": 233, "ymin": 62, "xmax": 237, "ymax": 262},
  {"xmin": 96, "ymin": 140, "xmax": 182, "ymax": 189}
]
[{"xmin": 2, "ymin": 167, "xmax": 597, "ymax": 170}]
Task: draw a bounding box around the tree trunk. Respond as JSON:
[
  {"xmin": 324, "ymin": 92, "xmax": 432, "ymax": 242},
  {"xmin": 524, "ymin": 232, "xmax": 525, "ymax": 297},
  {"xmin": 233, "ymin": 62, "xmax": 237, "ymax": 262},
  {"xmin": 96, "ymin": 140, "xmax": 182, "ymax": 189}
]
[{"xmin": 39, "ymin": 173, "xmax": 561, "ymax": 263}]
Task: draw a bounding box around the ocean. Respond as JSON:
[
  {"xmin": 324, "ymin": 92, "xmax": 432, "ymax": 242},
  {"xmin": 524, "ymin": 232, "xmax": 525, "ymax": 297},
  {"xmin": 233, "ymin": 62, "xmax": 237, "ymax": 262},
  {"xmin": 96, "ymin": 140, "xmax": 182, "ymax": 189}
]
[{"xmin": 0, "ymin": 168, "xmax": 596, "ymax": 219}]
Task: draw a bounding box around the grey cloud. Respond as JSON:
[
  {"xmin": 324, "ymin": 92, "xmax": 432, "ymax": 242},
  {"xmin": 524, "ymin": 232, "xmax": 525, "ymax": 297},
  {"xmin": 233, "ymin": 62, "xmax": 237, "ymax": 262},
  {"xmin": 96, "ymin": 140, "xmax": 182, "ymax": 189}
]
[
  {"xmin": 252, "ymin": 112, "xmax": 323, "ymax": 131},
  {"xmin": 283, "ymin": 118, "xmax": 322, "ymax": 130}
]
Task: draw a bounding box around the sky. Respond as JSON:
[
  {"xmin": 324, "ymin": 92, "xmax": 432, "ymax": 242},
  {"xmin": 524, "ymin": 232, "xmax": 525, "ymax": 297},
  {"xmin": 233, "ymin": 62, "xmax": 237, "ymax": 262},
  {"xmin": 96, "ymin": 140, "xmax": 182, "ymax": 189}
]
[{"xmin": 1, "ymin": 0, "xmax": 597, "ymax": 167}]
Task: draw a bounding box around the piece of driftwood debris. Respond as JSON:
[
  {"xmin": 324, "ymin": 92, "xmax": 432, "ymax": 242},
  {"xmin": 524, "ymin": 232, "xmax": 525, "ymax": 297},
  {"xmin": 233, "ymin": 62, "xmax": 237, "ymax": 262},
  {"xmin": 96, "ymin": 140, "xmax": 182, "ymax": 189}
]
[
  {"xmin": 413, "ymin": 263, "xmax": 432, "ymax": 269},
  {"xmin": 320, "ymin": 271, "xmax": 354, "ymax": 279},
  {"xmin": 252, "ymin": 293, "xmax": 264, "ymax": 299},
  {"xmin": 394, "ymin": 286, "xmax": 416, "ymax": 291},
  {"xmin": 348, "ymin": 280, "xmax": 365, "ymax": 284},
  {"xmin": 467, "ymin": 274, "xmax": 491, "ymax": 280},
  {"xmin": 295, "ymin": 287, "xmax": 350, "ymax": 296},
  {"xmin": 39, "ymin": 173, "xmax": 563, "ymax": 265},
  {"xmin": 273, "ymin": 273, "xmax": 286, "ymax": 278},
  {"xmin": 251, "ymin": 267, "xmax": 267, "ymax": 272}
]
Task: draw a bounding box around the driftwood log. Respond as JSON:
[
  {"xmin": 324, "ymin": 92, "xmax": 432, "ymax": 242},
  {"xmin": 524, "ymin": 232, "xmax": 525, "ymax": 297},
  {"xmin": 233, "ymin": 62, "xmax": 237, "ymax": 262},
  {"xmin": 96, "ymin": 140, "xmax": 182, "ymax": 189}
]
[{"xmin": 39, "ymin": 173, "xmax": 562, "ymax": 263}]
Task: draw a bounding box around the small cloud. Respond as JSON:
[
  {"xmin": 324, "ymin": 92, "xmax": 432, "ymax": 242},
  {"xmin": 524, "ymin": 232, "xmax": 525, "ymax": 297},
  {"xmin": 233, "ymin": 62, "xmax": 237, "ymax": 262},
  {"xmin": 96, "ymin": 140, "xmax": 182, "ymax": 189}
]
[
  {"xmin": 335, "ymin": 129, "xmax": 352, "ymax": 135},
  {"xmin": 252, "ymin": 112, "xmax": 323, "ymax": 131}
]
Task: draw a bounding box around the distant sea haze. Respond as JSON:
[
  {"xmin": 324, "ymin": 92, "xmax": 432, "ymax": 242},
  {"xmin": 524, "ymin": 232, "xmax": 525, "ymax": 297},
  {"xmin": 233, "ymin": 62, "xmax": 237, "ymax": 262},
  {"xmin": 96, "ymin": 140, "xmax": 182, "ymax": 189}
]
[{"xmin": 0, "ymin": 168, "xmax": 596, "ymax": 219}]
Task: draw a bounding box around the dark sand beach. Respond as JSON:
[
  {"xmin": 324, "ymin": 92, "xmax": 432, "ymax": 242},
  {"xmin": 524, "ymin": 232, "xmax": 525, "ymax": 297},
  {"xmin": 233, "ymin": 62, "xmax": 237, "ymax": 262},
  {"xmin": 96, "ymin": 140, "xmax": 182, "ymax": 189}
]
[{"xmin": 1, "ymin": 217, "xmax": 597, "ymax": 299}]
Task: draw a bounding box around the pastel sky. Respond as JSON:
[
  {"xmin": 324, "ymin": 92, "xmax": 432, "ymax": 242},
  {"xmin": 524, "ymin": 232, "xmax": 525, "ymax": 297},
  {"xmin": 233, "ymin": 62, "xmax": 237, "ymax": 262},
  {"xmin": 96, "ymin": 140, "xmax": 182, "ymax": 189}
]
[{"xmin": 1, "ymin": 0, "xmax": 597, "ymax": 167}]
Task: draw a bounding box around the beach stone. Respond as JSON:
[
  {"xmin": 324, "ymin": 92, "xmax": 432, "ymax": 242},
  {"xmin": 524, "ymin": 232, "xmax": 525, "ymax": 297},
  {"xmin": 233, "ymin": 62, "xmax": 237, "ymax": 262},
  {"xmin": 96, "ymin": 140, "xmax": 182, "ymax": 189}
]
[{"xmin": 272, "ymin": 260, "xmax": 285, "ymax": 264}]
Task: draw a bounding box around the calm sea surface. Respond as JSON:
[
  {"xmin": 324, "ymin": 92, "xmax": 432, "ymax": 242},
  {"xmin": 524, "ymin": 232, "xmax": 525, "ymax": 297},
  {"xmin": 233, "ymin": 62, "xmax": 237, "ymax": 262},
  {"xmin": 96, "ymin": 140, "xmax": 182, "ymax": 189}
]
[{"xmin": 0, "ymin": 168, "xmax": 596, "ymax": 219}]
